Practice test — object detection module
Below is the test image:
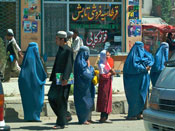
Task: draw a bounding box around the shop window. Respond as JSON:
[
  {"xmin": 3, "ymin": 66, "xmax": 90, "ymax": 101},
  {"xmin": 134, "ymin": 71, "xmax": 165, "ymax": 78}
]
[
  {"xmin": 0, "ymin": 2, "xmax": 16, "ymax": 41},
  {"xmin": 44, "ymin": 3, "xmax": 67, "ymax": 57},
  {"xmin": 70, "ymin": 4, "xmax": 122, "ymax": 55}
]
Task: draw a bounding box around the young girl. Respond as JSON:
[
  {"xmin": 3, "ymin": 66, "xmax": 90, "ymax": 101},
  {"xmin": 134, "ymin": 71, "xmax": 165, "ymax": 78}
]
[{"xmin": 96, "ymin": 50, "xmax": 115, "ymax": 123}]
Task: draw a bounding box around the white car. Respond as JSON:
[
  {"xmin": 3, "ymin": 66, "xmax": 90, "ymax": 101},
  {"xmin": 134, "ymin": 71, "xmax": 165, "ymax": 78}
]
[{"xmin": 143, "ymin": 54, "xmax": 175, "ymax": 131}]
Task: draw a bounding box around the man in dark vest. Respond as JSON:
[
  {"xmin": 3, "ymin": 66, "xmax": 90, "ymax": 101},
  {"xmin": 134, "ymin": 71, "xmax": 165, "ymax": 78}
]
[{"xmin": 48, "ymin": 31, "xmax": 73, "ymax": 129}]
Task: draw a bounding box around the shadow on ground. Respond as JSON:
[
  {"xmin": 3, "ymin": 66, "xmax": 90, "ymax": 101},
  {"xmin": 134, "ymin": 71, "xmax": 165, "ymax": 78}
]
[
  {"xmin": 12, "ymin": 126, "xmax": 54, "ymax": 130},
  {"xmin": 5, "ymin": 108, "xmax": 24, "ymax": 122}
]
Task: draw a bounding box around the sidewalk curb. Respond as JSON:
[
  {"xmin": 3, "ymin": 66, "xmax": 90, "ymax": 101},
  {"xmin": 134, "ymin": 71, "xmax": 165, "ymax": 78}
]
[
  {"xmin": 4, "ymin": 95, "xmax": 128, "ymax": 119},
  {"xmin": 2, "ymin": 77, "xmax": 127, "ymax": 119}
]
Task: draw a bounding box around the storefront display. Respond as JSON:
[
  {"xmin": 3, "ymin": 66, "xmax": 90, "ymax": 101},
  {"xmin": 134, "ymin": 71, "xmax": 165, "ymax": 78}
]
[{"xmin": 70, "ymin": 4, "xmax": 122, "ymax": 55}]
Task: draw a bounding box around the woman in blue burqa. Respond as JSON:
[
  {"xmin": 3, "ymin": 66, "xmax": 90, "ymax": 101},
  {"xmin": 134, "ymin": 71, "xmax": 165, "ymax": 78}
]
[
  {"xmin": 123, "ymin": 41, "xmax": 154, "ymax": 120},
  {"xmin": 150, "ymin": 42, "xmax": 169, "ymax": 87},
  {"xmin": 74, "ymin": 46, "xmax": 95, "ymax": 124},
  {"xmin": 18, "ymin": 42, "xmax": 47, "ymax": 122}
]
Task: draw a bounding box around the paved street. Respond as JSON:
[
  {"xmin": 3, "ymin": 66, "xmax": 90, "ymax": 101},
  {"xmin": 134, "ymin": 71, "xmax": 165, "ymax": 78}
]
[{"xmin": 6, "ymin": 114, "xmax": 145, "ymax": 131}]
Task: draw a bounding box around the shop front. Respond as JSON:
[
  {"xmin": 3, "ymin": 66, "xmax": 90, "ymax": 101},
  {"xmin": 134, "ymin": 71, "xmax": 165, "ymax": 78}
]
[
  {"xmin": 44, "ymin": 0, "xmax": 123, "ymax": 57},
  {"xmin": 19, "ymin": 0, "xmax": 142, "ymax": 55},
  {"xmin": 0, "ymin": 0, "xmax": 142, "ymax": 56},
  {"xmin": 19, "ymin": 0, "xmax": 142, "ymax": 70}
]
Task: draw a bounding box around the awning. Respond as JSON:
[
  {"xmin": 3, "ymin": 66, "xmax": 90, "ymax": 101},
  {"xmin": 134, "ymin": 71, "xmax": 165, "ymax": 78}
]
[
  {"xmin": 142, "ymin": 24, "xmax": 175, "ymax": 33},
  {"xmin": 142, "ymin": 17, "xmax": 175, "ymax": 33},
  {"xmin": 142, "ymin": 17, "xmax": 168, "ymax": 25}
]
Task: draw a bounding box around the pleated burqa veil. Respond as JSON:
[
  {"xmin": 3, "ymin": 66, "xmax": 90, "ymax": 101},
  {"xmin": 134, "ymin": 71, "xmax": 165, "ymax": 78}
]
[{"xmin": 18, "ymin": 42, "xmax": 47, "ymax": 121}]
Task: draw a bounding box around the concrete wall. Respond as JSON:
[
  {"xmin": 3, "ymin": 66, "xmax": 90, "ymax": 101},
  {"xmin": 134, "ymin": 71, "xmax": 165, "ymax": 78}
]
[{"xmin": 142, "ymin": 0, "xmax": 152, "ymax": 16}]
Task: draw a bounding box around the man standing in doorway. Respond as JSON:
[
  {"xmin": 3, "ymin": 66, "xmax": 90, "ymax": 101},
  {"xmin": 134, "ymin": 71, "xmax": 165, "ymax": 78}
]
[
  {"xmin": 72, "ymin": 29, "xmax": 83, "ymax": 60},
  {"xmin": 48, "ymin": 31, "xmax": 73, "ymax": 129}
]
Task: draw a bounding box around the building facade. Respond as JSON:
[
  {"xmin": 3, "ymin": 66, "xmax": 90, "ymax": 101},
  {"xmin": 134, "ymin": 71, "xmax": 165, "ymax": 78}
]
[{"xmin": 0, "ymin": 0, "xmax": 142, "ymax": 58}]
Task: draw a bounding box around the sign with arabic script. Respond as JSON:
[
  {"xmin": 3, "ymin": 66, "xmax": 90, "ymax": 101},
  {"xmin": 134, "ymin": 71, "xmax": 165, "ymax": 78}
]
[
  {"xmin": 72, "ymin": 4, "xmax": 119, "ymax": 21},
  {"xmin": 70, "ymin": 4, "xmax": 122, "ymax": 54},
  {"xmin": 86, "ymin": 30, "xmax": 108, "ymax": 48}
]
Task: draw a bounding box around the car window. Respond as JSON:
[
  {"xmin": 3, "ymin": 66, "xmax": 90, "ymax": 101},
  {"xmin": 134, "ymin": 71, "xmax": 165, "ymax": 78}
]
[
  {"xmin": 170, "ymin": 53, "xmax": 175, "ymax": 61},
  {"xmin": 164, "ymin": 53, "xmax": 175, "ymax": 67},
  {"xmin": 155, "ymin": 67, "xmax": 175, "ymax": 89},
  {"xmin": 165, "ymin": 60, "xmax": 175, "ymax": 67}
]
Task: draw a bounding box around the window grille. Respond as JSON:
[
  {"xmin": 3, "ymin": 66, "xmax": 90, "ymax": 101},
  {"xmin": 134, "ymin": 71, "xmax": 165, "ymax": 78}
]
[{"xmin": 0, "ymin": 1, "xmax": 16, "ymax": 42}]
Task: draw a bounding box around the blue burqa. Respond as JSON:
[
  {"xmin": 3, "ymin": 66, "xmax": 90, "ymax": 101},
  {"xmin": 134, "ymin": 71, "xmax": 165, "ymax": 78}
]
[
  {"xmin": 74, "ymin": 46, "xmax": 95, "ymax": 124},
  {"xmin": 123, "ymin": 41, "xmax": 154, "ymax": 118},
  {"xmin": 18, "ymin": 42, "xmax": 47, "ymax": 121},
  {"xmin": 150, "ymin": 42, "xmax": 169, "ymax": 86}
]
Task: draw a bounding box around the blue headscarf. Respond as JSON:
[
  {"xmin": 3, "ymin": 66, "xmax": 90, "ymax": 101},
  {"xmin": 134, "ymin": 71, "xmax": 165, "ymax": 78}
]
[
  {"xmin": 123, "ymin": 41, "xmax": 154, "ymax": 75},
  {"xmin": 74, "ymin": 46, "xmax": 90, "ymax": 71},
  {"xmin": 18, "ymin": 42, "xmax": 47, "ymax": 121},
  {"xmin": 150, "ymin": 42, "xmax": 169, "ymax": 86},
  {"xmin": 151, "ymin": 42, "xmax": 169, "ymax": 72},
  {"xmin": 74, "ymin": 46, "xmax": 95, "ymax": 124}
]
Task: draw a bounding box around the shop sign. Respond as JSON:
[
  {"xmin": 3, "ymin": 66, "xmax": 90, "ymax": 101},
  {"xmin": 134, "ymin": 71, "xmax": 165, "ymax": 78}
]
[
  {"xmin": 72, "ymin": 4, "xmax": 119, "ymax": 21},
  {"xmin": 70, "ymin": 4, "xmax": 121, "ymax": 54},
  {"xmin": 86, "ymin": 30, "xmax": 108, "ymax": 48}
]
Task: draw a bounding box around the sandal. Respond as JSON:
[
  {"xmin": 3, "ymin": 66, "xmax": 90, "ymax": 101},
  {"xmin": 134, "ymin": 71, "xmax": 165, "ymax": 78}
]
[
  {"xmin": 137, "ymin": 114, "xmax": 143, "ymax": 120},
  {"xmin": 52, "ymin": 125, "xmax": 64, "ymax": 129},
  {"xmin": 87, "ymin": 120, "xmax": 95, "ymax": 123},
  {"xmin": 83, "ymin": 121, "xmax": 90, "ymax": 125}
]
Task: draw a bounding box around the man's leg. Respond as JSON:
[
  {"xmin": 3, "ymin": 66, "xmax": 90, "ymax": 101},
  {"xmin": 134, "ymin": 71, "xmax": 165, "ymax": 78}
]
[
  {"xmin": 48, "ymin": 98, "xmax": 58, "ymax": 116},
  {"xmin": 64, "ymin": 85, "xmax": 72, "ymax": 122},
  {"xmin": 3, "ymin": 61, "xmax": 11, "ymax": 82},
  {"xmin": 55, "ymin": 86, "xmax": 68, "ymax": 127},
  {"xmin": 11, "ymin": 61, "xmax": 20, "ymax": 77},
  {"xmin": 48, "ymin": 83, "xmax": 59, "ymax": 117},
  {"xmin": 48, "ymin": 84, "xmax": 66, "ymax": 129}
]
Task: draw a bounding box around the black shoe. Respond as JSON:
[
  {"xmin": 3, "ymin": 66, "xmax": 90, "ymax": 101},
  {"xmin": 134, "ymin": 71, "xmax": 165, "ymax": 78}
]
[{"xmin": 66, "ymin": 116, "xmax": 72, "ymax": 122}]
